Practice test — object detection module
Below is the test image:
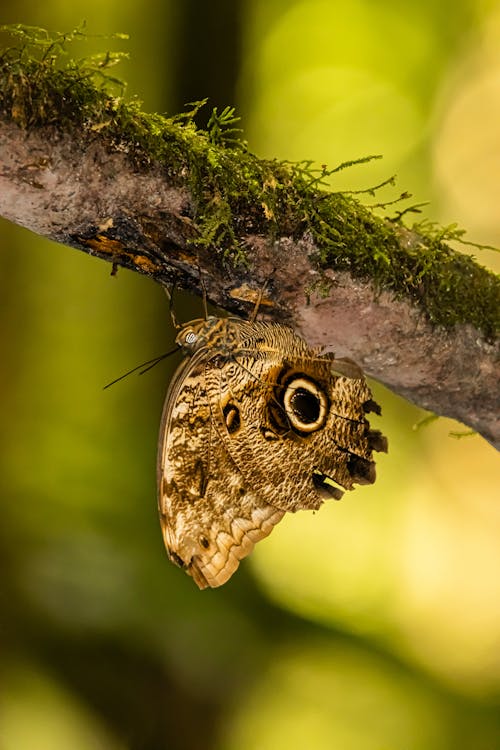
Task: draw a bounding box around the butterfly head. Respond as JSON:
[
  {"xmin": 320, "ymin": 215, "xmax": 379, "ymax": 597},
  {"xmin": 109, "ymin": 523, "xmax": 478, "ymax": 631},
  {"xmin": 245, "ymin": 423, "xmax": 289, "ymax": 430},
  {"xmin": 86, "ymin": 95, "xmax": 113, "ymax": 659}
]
[{"xmin": 175, "ymin": 317, "xmax": 237, "ymax": 355}]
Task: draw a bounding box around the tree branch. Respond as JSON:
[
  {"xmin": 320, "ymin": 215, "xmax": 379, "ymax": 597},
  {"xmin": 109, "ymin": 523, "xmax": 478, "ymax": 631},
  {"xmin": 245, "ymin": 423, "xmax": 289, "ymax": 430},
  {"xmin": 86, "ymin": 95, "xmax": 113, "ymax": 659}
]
[{"xmin": 0, "ymin": 44, "xmax": 499, "ymax": 448}]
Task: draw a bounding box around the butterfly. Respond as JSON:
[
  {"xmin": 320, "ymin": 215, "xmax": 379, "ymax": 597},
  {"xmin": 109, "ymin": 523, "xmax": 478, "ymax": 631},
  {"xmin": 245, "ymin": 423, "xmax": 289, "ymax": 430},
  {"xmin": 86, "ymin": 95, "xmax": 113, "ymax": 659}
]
[{"xmin": 156, "ymin": 314, "xmax": 387, "ymax": 589}]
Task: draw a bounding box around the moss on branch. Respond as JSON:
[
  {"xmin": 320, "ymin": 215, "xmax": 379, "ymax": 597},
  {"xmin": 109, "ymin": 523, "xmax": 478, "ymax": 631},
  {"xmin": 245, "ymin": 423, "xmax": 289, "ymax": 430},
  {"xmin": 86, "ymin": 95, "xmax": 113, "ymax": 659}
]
[{"xmin": 0, "ymin": 25, "xmax": 499, "ymax": 340}]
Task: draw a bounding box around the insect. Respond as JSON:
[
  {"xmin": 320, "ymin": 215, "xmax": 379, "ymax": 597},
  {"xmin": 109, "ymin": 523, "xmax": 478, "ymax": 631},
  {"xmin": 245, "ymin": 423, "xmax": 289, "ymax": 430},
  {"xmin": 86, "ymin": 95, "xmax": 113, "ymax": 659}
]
[{"xmin": 157, "ymin": 314, "xmax": 387, "ymax": 589}]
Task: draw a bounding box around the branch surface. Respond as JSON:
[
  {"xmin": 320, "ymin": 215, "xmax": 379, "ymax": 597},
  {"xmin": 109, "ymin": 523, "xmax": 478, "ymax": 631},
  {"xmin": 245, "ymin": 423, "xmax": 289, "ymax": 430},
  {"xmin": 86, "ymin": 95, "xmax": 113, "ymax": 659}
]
[{"xmin": 0, "ymin": 52, "xmax": 499, "ymax": 448}]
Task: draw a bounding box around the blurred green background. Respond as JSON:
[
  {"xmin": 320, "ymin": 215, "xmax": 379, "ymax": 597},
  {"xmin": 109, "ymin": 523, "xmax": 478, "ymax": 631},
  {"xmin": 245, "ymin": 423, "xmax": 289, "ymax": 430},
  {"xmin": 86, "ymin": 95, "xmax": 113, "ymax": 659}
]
[{"xmin": 1, "ymin": 2, "xmax": 500, "ymax": 749}]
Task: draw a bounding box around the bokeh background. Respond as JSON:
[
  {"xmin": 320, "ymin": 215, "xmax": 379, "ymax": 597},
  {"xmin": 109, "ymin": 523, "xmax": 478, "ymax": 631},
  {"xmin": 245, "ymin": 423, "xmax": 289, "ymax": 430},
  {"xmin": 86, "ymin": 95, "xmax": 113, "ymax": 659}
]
[{"xmin": 1, "ymin": 2, "xmax": 499, "ymax": 749}]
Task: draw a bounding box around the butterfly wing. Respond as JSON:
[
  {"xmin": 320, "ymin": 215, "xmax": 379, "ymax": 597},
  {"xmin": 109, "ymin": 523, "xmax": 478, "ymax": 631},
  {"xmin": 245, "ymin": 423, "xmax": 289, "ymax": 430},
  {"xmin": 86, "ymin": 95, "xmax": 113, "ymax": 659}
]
[{"xmin": 157, "ymin": 350, "xmax": 284, "ymax": 589}]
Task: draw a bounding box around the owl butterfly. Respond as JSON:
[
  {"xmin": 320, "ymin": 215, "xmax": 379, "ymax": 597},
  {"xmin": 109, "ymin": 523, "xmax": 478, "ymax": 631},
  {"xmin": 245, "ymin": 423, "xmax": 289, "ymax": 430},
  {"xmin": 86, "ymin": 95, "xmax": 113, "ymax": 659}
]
[{"xmin": 157, "ymin": 315, "xmax": 387, "ymax": 589}]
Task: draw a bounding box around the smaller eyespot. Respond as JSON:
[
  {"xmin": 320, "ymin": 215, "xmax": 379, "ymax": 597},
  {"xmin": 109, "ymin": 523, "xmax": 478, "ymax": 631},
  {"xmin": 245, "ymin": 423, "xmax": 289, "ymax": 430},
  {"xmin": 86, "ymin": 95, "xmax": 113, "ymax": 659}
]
[
  {"xmin": 222, "ymin": 402, "xmax": 241, "ymax": 435},
  {"xmin": 199, "ymin": 536, "xmax": 210, "ymax": 549}
]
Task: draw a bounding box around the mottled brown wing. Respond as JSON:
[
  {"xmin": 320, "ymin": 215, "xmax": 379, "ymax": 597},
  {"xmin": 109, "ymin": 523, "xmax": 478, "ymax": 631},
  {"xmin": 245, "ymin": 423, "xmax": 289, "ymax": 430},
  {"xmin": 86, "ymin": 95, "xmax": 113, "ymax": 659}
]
[
  {"xmin": 203, "ymin": 321, "xmax": 387, "ymax": 514},
  {"xmin": 157, "ymin": 350, "xmax": 284, "ymax": 589}
]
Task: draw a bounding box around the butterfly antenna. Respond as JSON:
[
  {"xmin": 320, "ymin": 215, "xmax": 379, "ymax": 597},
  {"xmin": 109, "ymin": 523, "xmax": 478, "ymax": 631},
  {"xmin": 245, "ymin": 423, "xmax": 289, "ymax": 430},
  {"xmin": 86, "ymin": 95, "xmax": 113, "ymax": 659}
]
[
  {"xmin": 103, "ymin": 347, "xmax": 179, "ymax": 390},
  {"xmin": 196, "ymin": 258, "xmax": 209, "ymax": 320},
  {"xmin": 164, "ymin": 284, "xmax": 181, "ymax": 330}
]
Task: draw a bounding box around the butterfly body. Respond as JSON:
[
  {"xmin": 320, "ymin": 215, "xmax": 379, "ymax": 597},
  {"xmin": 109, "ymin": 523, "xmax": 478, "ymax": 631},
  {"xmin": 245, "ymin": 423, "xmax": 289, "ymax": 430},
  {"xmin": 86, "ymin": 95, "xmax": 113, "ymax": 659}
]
[{"xmin": 157, "ymin": 316, "xmax": 386, "ymax": 589}]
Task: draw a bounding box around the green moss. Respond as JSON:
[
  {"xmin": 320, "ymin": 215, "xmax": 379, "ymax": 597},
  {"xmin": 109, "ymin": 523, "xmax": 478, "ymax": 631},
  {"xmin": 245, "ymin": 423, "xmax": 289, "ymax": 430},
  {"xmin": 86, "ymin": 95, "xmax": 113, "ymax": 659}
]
[
  {"xmin": 302, "ymin": 192, "xmax": 499, "ymax": 337},
  {"xmin": 0, "ymin": 25, "xmax": 498, "ymax": 340}
]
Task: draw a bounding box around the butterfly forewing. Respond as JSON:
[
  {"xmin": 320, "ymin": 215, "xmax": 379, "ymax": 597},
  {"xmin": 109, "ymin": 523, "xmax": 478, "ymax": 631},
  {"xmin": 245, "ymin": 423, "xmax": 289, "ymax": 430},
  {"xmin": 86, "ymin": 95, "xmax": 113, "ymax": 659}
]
[{"xmin": 157, "ymin": 337, "xmax": 284, "ymax": 589}]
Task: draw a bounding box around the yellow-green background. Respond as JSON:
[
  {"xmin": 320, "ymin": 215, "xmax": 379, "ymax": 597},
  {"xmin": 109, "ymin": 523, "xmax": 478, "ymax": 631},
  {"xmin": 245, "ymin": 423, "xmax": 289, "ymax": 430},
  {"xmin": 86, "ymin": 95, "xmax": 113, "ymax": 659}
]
[{"xmin": 1, "ymin": 2, "xmax": 499, "ymax": 749}]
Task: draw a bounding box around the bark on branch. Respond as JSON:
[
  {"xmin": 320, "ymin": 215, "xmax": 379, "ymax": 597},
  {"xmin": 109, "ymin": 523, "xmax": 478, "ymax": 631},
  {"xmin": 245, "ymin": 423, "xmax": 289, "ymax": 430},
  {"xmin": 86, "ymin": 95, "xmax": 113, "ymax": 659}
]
[{"xmin": 0, "ymin": 53, "xmax": 499, "ymax": 448}]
